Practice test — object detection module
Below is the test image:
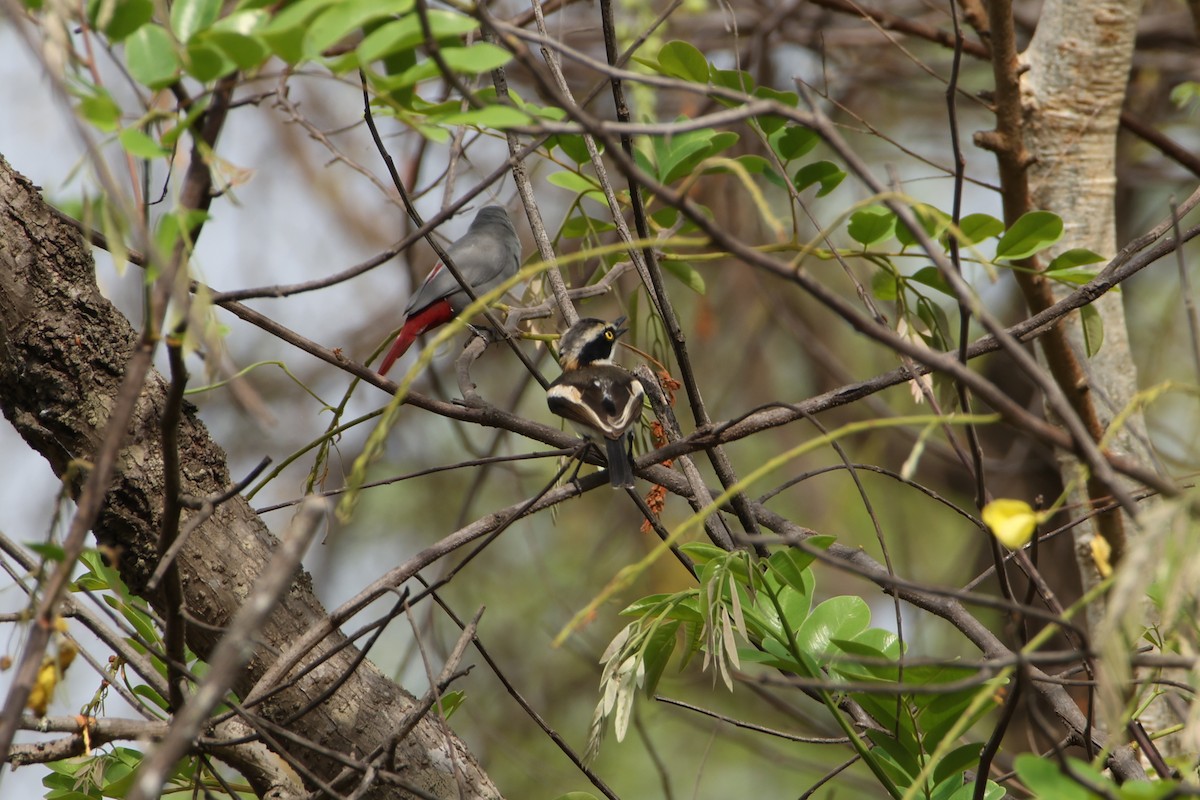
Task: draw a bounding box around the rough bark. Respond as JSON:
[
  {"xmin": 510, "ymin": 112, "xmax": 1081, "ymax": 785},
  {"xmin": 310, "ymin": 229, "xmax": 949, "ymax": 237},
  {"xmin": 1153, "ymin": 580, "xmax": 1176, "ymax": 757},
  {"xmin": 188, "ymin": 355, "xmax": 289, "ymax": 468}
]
[{"xmin": 0, "ymin": 154, "xmax": 501, "ymax": 799}]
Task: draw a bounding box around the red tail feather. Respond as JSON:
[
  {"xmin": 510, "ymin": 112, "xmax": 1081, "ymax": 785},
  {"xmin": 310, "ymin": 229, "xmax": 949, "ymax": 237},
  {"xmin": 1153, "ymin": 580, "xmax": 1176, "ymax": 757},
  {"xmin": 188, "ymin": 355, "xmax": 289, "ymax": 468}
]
[{"xmin": 377, "ymin": 299, "xmax": 455, "ymax": 375}]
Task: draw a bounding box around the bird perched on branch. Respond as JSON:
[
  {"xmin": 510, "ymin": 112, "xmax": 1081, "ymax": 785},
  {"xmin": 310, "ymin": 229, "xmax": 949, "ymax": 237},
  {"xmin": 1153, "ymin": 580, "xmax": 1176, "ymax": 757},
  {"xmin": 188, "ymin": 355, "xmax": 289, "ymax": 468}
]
[
  {"xmin": 546, "ymin": 317, "xmax": 645, "ymax": 489},
  {"xmin": 377, "ymin": 206, "xmax": 520, "ymax": 376}
]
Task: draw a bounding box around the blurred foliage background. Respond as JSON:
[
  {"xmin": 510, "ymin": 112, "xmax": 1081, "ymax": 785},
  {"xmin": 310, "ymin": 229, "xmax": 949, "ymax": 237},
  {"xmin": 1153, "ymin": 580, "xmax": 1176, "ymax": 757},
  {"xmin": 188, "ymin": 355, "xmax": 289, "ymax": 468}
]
[{"xmin": 1, "ymin": 0, "xmax": 1199, "ymax": 796}]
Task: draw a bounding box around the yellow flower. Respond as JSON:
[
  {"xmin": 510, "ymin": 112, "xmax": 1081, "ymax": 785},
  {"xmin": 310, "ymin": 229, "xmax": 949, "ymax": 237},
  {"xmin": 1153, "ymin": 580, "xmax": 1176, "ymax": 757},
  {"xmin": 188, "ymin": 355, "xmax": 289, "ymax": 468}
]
[
  {"xmin": 1090, "ymin": 534, "xmax": 1113, "ymax": 578},
  {"xmin": 26, "ymin": 618, "xmax": 77, "ymax": 716},
  {"xmin": 981, "ymin": 499, "xmax": 1039, "ymax": 549}
]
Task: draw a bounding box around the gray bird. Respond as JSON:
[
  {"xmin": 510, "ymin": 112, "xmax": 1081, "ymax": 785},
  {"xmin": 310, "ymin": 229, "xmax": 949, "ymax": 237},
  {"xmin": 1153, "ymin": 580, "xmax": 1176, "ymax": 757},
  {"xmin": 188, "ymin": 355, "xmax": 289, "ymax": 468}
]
[
  {"xmin": 378, "ymin": 206, "xmax": 520, "ymax": 375},
  {"xmin": 546, "ymin": 317, "xmax": 645, "ymax": 488}
]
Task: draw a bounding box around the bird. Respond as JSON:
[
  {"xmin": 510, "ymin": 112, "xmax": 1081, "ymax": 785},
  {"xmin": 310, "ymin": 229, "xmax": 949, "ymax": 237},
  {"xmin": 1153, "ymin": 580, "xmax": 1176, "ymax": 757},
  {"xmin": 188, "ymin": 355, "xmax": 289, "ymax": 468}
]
[
  {"xmin": 546, "ymin": 317, "xmax": 645, "ymax": 489},
  {"xmin": 377, "ymin": 206, "xmax": 521, "ymax": 376}
]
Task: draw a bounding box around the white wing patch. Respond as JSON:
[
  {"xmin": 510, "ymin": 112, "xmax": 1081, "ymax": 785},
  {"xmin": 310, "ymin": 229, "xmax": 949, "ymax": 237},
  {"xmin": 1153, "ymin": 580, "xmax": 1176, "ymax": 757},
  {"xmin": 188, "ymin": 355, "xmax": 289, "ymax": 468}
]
[{"xmin": 546, "ymin": 384, "xmax": 583, "ymax": 404}]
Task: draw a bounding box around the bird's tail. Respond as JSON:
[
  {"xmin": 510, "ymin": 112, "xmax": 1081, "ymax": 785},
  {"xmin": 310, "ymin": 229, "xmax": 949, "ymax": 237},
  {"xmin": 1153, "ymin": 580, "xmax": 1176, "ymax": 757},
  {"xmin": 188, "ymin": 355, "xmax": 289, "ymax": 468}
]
[
  {"xmin": 604, "ymin": 435, "xmax": 635, "ymax": 489},
  {"xmin": 377, "ymin": 300, "xmax": 454, "ymax": 375},
  {"xmin": 378, "ymin": 328, "xmax": 419, "ymax": 376}
]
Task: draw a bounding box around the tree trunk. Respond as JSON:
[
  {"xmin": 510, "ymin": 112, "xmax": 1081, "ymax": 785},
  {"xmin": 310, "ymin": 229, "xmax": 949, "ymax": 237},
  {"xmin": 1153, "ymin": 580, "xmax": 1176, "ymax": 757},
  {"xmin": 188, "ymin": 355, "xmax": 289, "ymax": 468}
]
[
  {"xmin": 1023, "ymin": 0, "xmax": 1147, "ymax": 469},
  {"xmin": 0, "ymin": 153, "xmax": 501, "ymax": 799},
  {"xmin": 1020, "ymin": 0, "xmax": 1179, "ymax": 753}
]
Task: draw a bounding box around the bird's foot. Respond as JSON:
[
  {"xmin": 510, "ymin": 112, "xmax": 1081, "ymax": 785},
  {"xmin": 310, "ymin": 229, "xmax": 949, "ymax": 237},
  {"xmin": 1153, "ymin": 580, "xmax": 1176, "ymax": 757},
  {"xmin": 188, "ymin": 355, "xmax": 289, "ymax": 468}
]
[{"xmin": 464, "ymin": 323, "xmax": 500, "ymax": 346}]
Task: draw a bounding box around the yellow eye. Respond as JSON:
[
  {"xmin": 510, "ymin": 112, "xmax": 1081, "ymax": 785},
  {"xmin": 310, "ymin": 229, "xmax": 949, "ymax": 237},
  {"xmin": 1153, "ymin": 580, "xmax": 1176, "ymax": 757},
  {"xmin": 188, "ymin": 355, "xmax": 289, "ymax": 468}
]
[{"xmin": 604, "ymin": 330, "xmax": 614, "ymax": 340}]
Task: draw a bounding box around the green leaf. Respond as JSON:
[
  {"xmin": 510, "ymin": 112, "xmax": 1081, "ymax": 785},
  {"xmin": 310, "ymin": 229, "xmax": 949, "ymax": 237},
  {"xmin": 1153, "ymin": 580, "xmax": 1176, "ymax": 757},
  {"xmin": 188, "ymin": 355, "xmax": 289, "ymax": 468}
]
[
  {"xmin": 366, "ymin": 58, "xmax": 440, "ymax": 91},
  {"xmin": 79, "ymin": 551, "xmax": 121, "ymax": 591},
  {"xmin": 651, "ymin": 135, "xmax": 706, "ymax": 182},
  {"xmin": 1080, "ymin": 303, "xmax": 1104, "ymax": 357},
  {"xmin": 560, "ymin": 214, "xmax": 614, "ymax": 239},
  {"xmin": 91, "ymin": 0, "xmax": 153, "ymax": 41},
  {"xmin": 1171, "ymin": 81, "xmax": 1200, "ymax": 112},
  {"xmin": 796, "ymin": 595, "xmax": 871, "ymax": 656},
  {"xmin": 896, "ymin": 203, "xmax": 950, "ymax": 248},
  {"xmin": 711, "ymin": 67, "xmax": 754, "ymax": 94},
  {"xmin": 827, "ymin": 637, "xmax": 896, "ymax": 682},
  {"xmin": 847, "ymin": 206, "xmax": 897, "ymax": 246},
  {"xmin": 656, "ymin": 128, "xmax": 738, "ymax": 185},
  {"xmin": 153, "ymin": 209, "xmax": 209, "ymax": 268},
  {"xmin": 27, "ymin": 542, "xmax": 66, "ymax": 562},
  {"xmin": 213, "ymin": 7, "xmax": 268, "ymax": 34},
  {"xmin": 132, "ymin": 683, "xmax": 170, "ymax": 712},
  {"xmin": 126, "ymin": 24, "xmax": 182, "ymax": 89},
  {"xmin": 951, "ymin": 213, "xmax": 1004, "ymax": 246},
  {"xmin": 185, "ymin": 40, "xmax": 236, "ymax": 80},
  {"xmin": 859, "ymin": 627, "xmax": 901, "ymax": 658},
  {"xmin": 118, "ymin": 128, "xmax": 169, "ymax": 158},
  {"xmin": 917, "ymin": 678, "xmax": 998, "ymax": 748},
  {"xmin": 770, "ymin": 586, "xmax": 812, "ymax": 643},
  {"xmin": 752, "ymin": 86, "xmax": 797, "ymax": 134},
  {"xmin": 661, "ymin": 260, "xmax": 706, "ymax": 294},
  {"xmin": 946, "ymin": 782, "xmax": 1004, "ymax": 800},
  {"xmin": 771, "ymin": 125, "xmax": 818, "ymax": 161},
  {"xmin": 656, "ymin": 41, "xmax": 709, "ymax": 82},
  {"xmin": 103, "ymin": 597, "xmax": 158, "ymax": 645},
  {"xmin": 1117, "ymin": 780, "xmax": 1182, "ymax": 800},
  {"xmin": 916, "ymin": 296, "xmax": 952, "ymax": 351},
  {"xmin": 259, "ymin": 22, "xmax": 310, "ymax": 63},
  {"xmin": 994, "ymin": 210, "xmax": 1064, "ymax": 260},
  {"xmin": 355, "ymin": 16, "xmax": 420, "ymax": 64},
  {"xmin": 632, "ymin": 141, "xmax": 655, "ymax": 177},
  {"xmin": 436, "ymin": 689, "xmax": 465, "ymax": 718},
  {"xmin": 1047, "ymin": 247, "xmax": 1105, "ymax": 271},
  {"xmin": 303, "ymin": 0, "xmax": 415, "ymax": 58},
  {"xmin": 935, "ymin": 775, "xmax": 1000, "ymax": 800},
  {"xmin": 170, "ymin": 0, "xmax": 220, "ymax": 41},
  {"xmin": 724, "ymin": 154, "xmax": 768, "ymax": 173},
  {"xmin": 436, "ymin": 104, "xmax": 530, "ymax": 129},
  {"xmin": 438, "ymin": 42, "xmax": 513, "ymax": 74},
  {"xmin": 1044, "ymin": 251, "xmax": 1105, "ymax": 286},
  {"xmin": 677, "ymin": 542, "xmax": 728, "ymax": 566},
  {"xmin": 76, "ymin": 85, "xmax": 122, "ymax": 132},
  {"xmin": 721, "ymin": 154, "xmax": 785, "ymax": 188},
  {"xmin": 932, "ymin": 743, "xmax": 984, "ymax": 785},
  {"xmin": 202, "ymin": 29, "xmax": 270, "ymax": 70},
  {"xmin": 641, "ymin": 620, "xmax": 679, "ymax": 696},
  {"xmin": 623, "ymin": 594, "xmax": 703, "ymax": 624},
  {"xmin": 793, "ymin": 160, "xmax": 845, "ymax": 196},
  {"xmin": 97, "ymin": 754, "xmax": 142, "ymax": 797},
  {"xmin": 261, "ymin": 0, "xmax": 343, "ymax": 33},
  {"xmin": 910, "ymin": 266, "xmax": 952, "ymax": 296},
  {"xmin": 863, "ymin": 741, "xmax": 919, "ymax": 794},
  {"xmin": 764, "ymin": 542, "xmax": 827, "ymax": 594},
  {"xmin": 1045, "ymin": 268, "xmax": 1100, "ymax": 286},
  {"xmin": 547, "ymin": 170, "xmax": 604, "ymax": 202},
  {"xmin": 1014, "ymin": 754, "xmax": 1103, "ymax": 800},
  {"xmin": 555, "ymin": 133, "xmax": 595, "ymax": 164},
  {"xmin": 753, "ymin": 84, "xmax": 798, "ymax": 105},
  {"xmin": 871, "ymin": 269, "xmax": 898, "ymax": 301},
  {"xmin": 357, "ymin": 11, "xmax": 476, "ymax": 64},
  {"xmin": 650, "ymin": 206, "xmax": 684, "ymax": 231},
  {"xmin": 866, "ymin": 729, "xmax": 921, "ymax": 783},
  {"xmin": 198, "ymin": 10, "xmax": 270, "ymax": 69}
]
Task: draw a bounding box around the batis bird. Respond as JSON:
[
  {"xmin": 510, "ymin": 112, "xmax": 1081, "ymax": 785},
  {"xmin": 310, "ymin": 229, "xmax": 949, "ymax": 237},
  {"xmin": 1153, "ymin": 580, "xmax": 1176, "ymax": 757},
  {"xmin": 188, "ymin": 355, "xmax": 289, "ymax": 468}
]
[{"xmin": 546, "ymin": 317, "xmax": 645, "ymax": 489}]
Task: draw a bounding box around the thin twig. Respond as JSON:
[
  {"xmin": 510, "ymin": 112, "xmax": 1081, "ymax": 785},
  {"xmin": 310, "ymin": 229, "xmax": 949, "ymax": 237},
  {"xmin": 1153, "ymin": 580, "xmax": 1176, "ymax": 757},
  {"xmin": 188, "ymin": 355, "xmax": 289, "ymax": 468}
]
[{"xmin": 159, "ymin": 337, "xmax": 189, "ymax": 711}]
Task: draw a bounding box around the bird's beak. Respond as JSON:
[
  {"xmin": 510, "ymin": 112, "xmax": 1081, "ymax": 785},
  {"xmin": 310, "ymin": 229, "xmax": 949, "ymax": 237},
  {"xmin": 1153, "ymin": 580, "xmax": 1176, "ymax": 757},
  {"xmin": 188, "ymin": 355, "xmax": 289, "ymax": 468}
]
[{"xmin": 613, "ymin": 316, "xmax": 629, "ymax": 338}]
